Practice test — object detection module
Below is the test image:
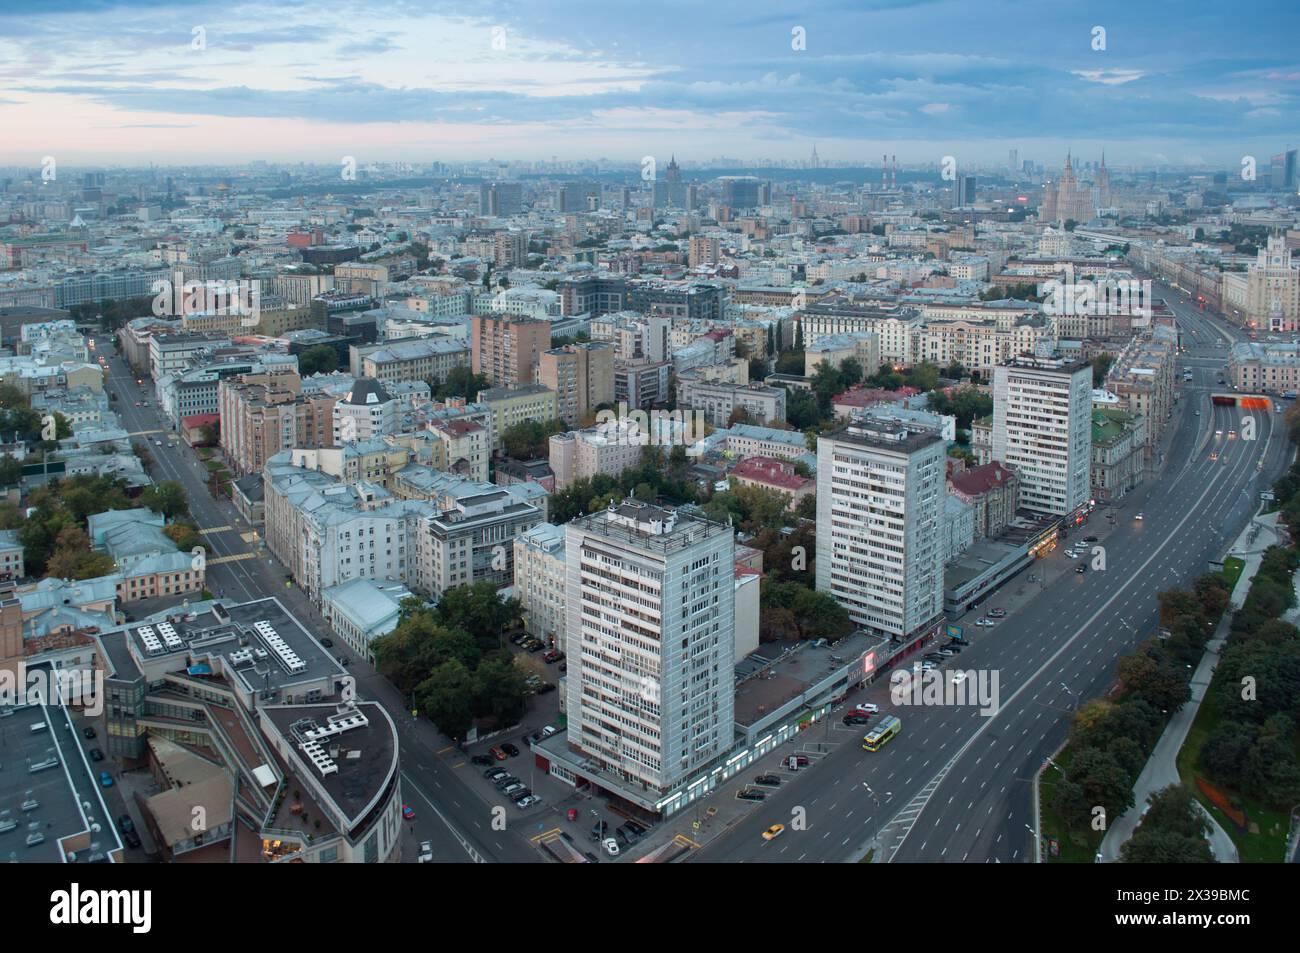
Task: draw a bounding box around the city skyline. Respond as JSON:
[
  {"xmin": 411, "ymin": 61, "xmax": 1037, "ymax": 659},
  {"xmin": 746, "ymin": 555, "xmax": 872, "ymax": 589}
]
[{"xmin": 1, "ymin": 0, "xmax": 1298, "ymax": 166}]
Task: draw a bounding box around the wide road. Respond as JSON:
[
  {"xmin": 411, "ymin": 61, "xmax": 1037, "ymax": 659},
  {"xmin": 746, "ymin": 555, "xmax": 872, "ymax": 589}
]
[
  {"xmin": 99, "ymin": 337, "xmax": 542, "ymax": 864},
  {"xmin": 698, "ymin": 306, "xmax": 1287, "ymax": 863}
]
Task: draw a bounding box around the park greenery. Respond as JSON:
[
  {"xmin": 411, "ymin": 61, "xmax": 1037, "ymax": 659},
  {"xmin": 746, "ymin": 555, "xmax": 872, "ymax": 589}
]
[{"xmin": 371, "ymin": 583, "xmax": 529, "ymax": 741}]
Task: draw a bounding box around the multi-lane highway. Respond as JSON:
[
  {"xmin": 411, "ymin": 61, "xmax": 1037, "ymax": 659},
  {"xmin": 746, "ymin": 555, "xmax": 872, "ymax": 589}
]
[
  {"xmin": 97, "ymin": 336, "xmax": 542, "ymax": 864},
  {"xmin": 699, "ymin": 301, "xmax": 1287, "ymax": 863}
]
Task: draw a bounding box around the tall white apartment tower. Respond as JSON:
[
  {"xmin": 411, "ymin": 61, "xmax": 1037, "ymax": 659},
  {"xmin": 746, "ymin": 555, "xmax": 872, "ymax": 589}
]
[
  {"xmin": 992, "ymin": 355, "xmax": 1093, "ymax": 516},
  {"xmin": 564, "ymin": 501, "xmax": 734, "ymax": 795},
  {"xmin": 815, "ymin": 422, "xmax": 946, "ymax": 639}
]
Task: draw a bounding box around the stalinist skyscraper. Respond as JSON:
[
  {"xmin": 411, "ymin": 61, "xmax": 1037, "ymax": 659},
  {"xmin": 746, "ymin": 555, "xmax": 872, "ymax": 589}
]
[{"xmin": 1040, "ymin": 152, "xmax": 1096, "ymax": 224}]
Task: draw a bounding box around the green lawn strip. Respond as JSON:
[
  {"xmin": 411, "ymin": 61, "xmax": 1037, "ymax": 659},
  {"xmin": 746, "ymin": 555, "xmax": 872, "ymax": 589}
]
[
  {"xmin": 1174, "ymin": 666, "xmax": 1294, "ymax": 863},
  {"xmin": 1038, "ymin": 746, "xmax": 1103, "ymax": 863},
  {"xmin": 1220, "ymin": 556, "xmax": 1245, "ymax": 591}
]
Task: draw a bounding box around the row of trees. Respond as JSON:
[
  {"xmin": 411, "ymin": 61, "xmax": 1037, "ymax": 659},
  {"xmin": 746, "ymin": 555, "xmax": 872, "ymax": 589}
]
[
  {"xmin": 500, "ymin": 418, "xmax": 567, "ymax": 461},
  {"xmin": 371, "ymin": 583, "xmax": 529, "ymax": 741},
  {"xmin": 1050, "ymin": 573, "xmax": 1232, "ymax": 858}
]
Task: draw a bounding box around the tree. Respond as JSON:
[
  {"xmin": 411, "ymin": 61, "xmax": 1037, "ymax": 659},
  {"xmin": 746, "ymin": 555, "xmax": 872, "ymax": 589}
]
[
  {"xmin": 44, "ymin": 525, "xmax": 116, "ymax": 581},
  {"xmin": 139, "ymin": 480, "xmax": 190, "ymax": 521},
  {"xmin": 415, "ymin": 659, "xmax": 477, "ymax": 741},
  {"xmin": 435, "ymin": 367, "xmax": 490, "ymax": 401},
  {"xmin": 501, "ymin": 419, "xmax": 566, "ymax": 460},
  {"xmin": 473, "ymin": 654, "xmax": 529, "ymax": 726},
  {"xmin": 435, "ymin": 581, "xmax": 523, "ymax": 650},
  {"xmin": 298, "ymin": 344, "xmax": 339, "ymax": 376}
]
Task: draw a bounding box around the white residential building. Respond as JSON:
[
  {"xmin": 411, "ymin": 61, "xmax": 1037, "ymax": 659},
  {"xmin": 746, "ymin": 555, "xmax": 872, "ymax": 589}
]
[
  {"xmin": 564, "ymin": 501, "xmax": 735, "ymax": 795},
  {"xmin": 514, "ymin": 522, "xmax": 567, "ymax": 648},
  {"xmin": 992, "ymin": 355, "xmax": 1093, "ymax": 516},
  {"xmin": 815, "ymin": 422, "xmax": 946, "ymax": 639}
]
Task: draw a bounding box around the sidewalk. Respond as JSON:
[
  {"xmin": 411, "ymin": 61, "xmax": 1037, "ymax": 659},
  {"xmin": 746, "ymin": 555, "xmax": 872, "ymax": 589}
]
[{"xmin": 1096, "ymin": 508, "xmax": 1271, "ymax": 863}]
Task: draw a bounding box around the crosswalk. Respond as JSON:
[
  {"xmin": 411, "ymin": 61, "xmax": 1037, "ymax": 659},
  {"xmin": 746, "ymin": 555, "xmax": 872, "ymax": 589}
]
[
  {"xmin": 198, "ymin": 525, "xmax": 234, "ymax": 534},
  {"xmin": 879, "ymin": 756, "xmax": 957, "ymax": 861},
  {"xmin": 208, "ymin": 552, "xmax": 257, "ymax": 565}
]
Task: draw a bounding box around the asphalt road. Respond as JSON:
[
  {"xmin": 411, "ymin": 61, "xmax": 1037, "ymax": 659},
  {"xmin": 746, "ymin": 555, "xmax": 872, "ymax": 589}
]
[
  {"xmin": 698, "ymin": 302, "xmax": 1286, "ymax": 863},
  {"xmin": 99, "ymin": 339, "xmax": 542, "ymax": 864}
]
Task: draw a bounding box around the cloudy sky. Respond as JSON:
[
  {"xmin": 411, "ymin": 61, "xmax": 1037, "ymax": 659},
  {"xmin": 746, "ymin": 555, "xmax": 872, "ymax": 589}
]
[{"xmin": 0, "ymin": 0, "xmax": 1296, "ymax": 168}]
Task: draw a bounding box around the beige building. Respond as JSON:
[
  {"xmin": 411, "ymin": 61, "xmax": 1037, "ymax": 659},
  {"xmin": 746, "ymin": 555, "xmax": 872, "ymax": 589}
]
[
  {"xmin": 218, "ymin": 372, "xmax": 338, "ymax": 476},
  {"xmin": 360, "ymin": 337, "xmax": 469, "ymax": 386},
  {"xmin": 548, "ymin": 422, "xmax": 644, "ymax": 490},
  {"xmin": 537, "ymin": 342, "xmax": 614, "ymax": 426},
  {"xmin": 429, "ymin": 418, "xmax": 489, "ymax": 481},
  {"xmin": 472, "ymin": 314, "xmax": 551, "ymax": 387},
  {"xmin": 1228, "ymin": 340, "xmax": 1300, "ymax": 394},
  {"xmin": 477, "ymin": 383, "xmax": 559, "ymax": 451},
  {"xmin": 513, "ymin": 522, "xmax": 567, "ymax": 648}
]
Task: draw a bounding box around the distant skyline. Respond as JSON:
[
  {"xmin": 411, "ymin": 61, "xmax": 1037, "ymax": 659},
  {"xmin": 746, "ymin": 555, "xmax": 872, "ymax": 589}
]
[{"xmin": 1, "ymin": 0, "xmax": 1297, "ymax": 167}]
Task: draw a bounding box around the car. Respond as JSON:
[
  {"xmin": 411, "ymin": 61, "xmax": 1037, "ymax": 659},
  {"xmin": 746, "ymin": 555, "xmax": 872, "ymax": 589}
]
[
  {"xmin": 539, "ymin": 725, "xmax": 558, "ymax": 739},
  {"xmin": 492, "ymin": 775, "xmax": 519, "ymax": 789},
  {"xmin": 526, "ymin": 640, "xmax": 546, "ymax": 653},
  {"xmin": 590, "ymin": 821, "xmax": 609, "ymax": 841},
  {"xmin": 89, "ymin": 747, "xmax": 103, "ymax": 762},
  {"xmin": 501, "ymin": 742, "xmax": 520, "ymax": 757},
  {"xmin": 947, "ymin": 637, "xmax": 970, "ymax": 647},
  {"xmin": 853, "ymin": 703, "xmax": 879, "ymax": 714},
  {"xmin": 510, "ymin": 632, "xmax": 528, "ymax": 645},
  {"xmin": 83, "ymin": 726, "xmax": 96, "ymax": 739},
  {"xmin": 615, "ymin": 827, "xmax": 633, "ymax": 846},
  {"xmin": 602, "ymin": 837, "xmax": 620, "ymax": 856},
  {"xmin": 762, "ymin": 823, "xmax": 786, "ymax": 841},
  {"xmin": 118, "ymin": 815, "xmax": 135, "ymax": 834},
  {"xmin": 1083, "ymin": 536, "xmax": 1098, "ymax": 543},
  {"xmin": 319, "ymin": 637, "xmax": 334, "ymax": 648},
  {"xmin": 98, "ymin": 770, "xmax": 113, "ymax": 788},
  {"xmin": 842, "ymin": 714, "xmax": 872, "ymax": 726},
  {"xmin": 949, "ymin": 671, "xmax": 969, "ymax": 684},
  {"xmin": 337, "ymin": 656, "xmax": 350, "ymax": 666},
  {"xmin": 624, "ymin": 819, "xmax": 648, "ymax": 836},
  {"xmin": 1075, "ymin": 565, "xmax": 1087, "ymax": 574},
  {"xmin": 535, "ymin": 682, "xmax": 557, "ymax": 695},
  {"xmin": 987, "ymin": 608, "xmax": 1006, "ymax": 618},
  {"xmin": 484, "ymin": 766, "xmax": 509, "ymax": 780},
  {"xmin": 1209, "ymin": 451, "xmax": 1219, "ymax": 461},
  {"xmin": 787, "ymin": 755, "xmax": 810, "ymax": 768},
  {"xmin": 1064, "ymin": 550, "xmax": 1078, "ymax": 559},
  {"xmin": 401, "ymin": 804, "xmax": 415, "ymax": 820},
  {"xmin": 1227, "ymin": 430, "xmax": 1237, "ymax": 439},
  {"xmin": 543, "ymin": 650, "xmax": 565, "ymax": 663},
  {"xmin": 471, "ymin": 754, "xmax": 495, "ymax": 767},
  {"xmin": 737, "ymin": 788, "xmax": 767, "ymax": 802},
  {"xmin": 515, "ymin": 795, "xmax": 541, "ymax": 809},
  {"xmin": 1214, "ymin": 429, "xmax": 1222, "ymax": 436},
  {"xmin": 938, "ymin": 647, "xmax": 959, "ymax": 657},
  {"xmin": 122, "ymin": 829, "xmax": 142, "ymax": 849},
  {"xmin": 975, "ymin": 617, "xmax": 995, "ymax": 626},
  {"xmin": 418, "ymin": 840, "xmax": 434, "ymax": 863},
  {"xmin": 1135, "ymin": 512, "xmax": 1144, "ymax": 520},
  {"xmin": 921, "ymin": 660, "xmax": 939, "ymax": 670},
  {"xmin": 490, "ymin": 745, "xmax": 507, "ymax": 761},
  {"xmin": 501, "ymin": 782, "xmax": 526, "ymax": 796},
  {"xmin": 1195, "ymin": 411, "xmax": 1201, "ymax": 416}
]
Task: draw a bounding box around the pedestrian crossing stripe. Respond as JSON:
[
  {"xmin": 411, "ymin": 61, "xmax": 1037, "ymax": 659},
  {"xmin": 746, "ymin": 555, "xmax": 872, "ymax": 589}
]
[
  {"xmin": 198, "ymin": 525, "xmax": 233, "ymax": 534},
  {"xmin": 127, "ymin": 430, "xmax": 163, "ymax": 436},
  {"xmin": 208, "ymin": 552, "xmax": 256, "ymax": 565}
]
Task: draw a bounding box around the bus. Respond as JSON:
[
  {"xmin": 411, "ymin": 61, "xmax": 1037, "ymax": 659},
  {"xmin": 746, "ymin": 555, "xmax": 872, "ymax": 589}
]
[{"xmin": 862, "ymin": 715, "xmax": 902, "ymax": 752}]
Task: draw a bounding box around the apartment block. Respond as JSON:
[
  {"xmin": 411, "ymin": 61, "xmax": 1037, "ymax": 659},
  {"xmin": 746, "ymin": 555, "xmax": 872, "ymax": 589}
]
[
  {"xmin": 992, "ymin": 355, "xmax": 1093, "ymax": 517},
  {"xmin": 816, "ymin": 422, "xmax": 945, "ymax": 638},
  {"xmin": 537, "ymin": 342, "xmax": 615, "ymax": 426},
  {"xmin": 472, "ymin": 314, "xmax": 551, "ymax": 387},
  {"xmin": 477, "ymin": 383, "xmax": 559, "ymax": 450},
  {"xmin": 513, "ymin": 522, "xmax": 567, "ymax": 648},
  {"xmin": 564, "ymin": 501, "xmax": 735, "ymax": 795}
]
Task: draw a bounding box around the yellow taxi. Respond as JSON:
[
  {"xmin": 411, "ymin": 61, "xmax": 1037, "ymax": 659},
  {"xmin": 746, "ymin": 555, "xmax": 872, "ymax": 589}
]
[{"xmin": 762, "ymin": 823, "xmax": 785, "ymax": 841}]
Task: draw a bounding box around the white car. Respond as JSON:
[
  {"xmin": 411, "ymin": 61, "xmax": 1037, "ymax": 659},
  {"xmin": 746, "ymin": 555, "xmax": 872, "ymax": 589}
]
[
  {"xmin": 418, "ymin": 841, "xmax": 433, "ymax": 863},
  {"xmin": 1064, "ymin": 550, "xmax": 1078, "ymax": 559},
  {"xmin": 1135, "ymin": 513, "xmax": 1144, "ymax": 520},
  {"xmin": 853, "ymin": 703, "xmax": 879, "ymax": 714},
  {"xmin": 949, "ymin": 671, "xmax": 969, "ymax": 685},
  {"xmin": 603, "ymin": 837, "xmax": 620, "ymax": 856},
  {"xmin": 975, "ymin": 618, "xmax": 994, "ymax": 627},
  {"xmin": 514, "ymin": 795, "xmax": 541, "ymax": 809}
]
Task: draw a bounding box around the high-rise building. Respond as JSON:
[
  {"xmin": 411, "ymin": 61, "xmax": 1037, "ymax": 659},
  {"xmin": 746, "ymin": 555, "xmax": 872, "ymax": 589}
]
[
  {"xmin": 564, "ymin": 501, "xmax": 735, "ymax": 794},
  {"xmin": 493, "ymin": 230, "xmax": 528, "ymax": 268},
  {"xmin": 688, "ymin": 234, "xmax": 721, "ymax": 268},
  {"xmin": 992, "ymin": 355, "xmax": 1093, "ymax": 516},
  {"xmin": 1270, "ymin": 150, "xmax": 1297, "ymax": 192},
  {"xmin": 719, "ymin": 176, "xmax": 761, "ymax": 209},
  {"xmin": 1039, "ymin": 152, "xmax": 1095, "ymax": 224},
  {"xmin": 479, "ymin": 182, "xmax": 522, "ymax": 217},
  {"xmin": 653, "ymin": 155, "xmax": 687, "ymax": 209},
  {"xmin": 815, "ymin": 421, "xmax": 946, "ymax": 639},
  {"xmin": 537, "ymin": 341, "xmax": 614, "ymax": 426},
  {"xmin": 956, "ymin": 174, "xmax": 976, "ymax": 207},
  {"xmin": 472, "ymin": 314, "xmax": 551, "ymax": 387}
]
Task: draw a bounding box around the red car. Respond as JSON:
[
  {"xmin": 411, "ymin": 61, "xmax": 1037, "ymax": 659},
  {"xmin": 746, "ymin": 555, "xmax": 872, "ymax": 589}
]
[
  {"xmin": 490, "ymin": 745, "xmax": 508, "ymax": 761},
  {"xmin": 787, "ymin": 755, "xmax": 810, "ymax": 769},
  {"xmin": 401, "ymin": 804, "xmax": 415, "ymax": 820}
]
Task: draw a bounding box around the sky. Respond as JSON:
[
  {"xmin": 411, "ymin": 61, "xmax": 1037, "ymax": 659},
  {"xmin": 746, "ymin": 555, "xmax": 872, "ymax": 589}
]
[{"xmin": 0, "ymin": 0, "xmax": 1297, "ymax": 169}]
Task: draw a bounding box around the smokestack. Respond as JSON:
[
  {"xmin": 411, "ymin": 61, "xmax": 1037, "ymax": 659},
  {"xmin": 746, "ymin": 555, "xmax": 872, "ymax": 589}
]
[{"xmin": 892, "ymin": 155, "xmax": 897, "ymax": 189}]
